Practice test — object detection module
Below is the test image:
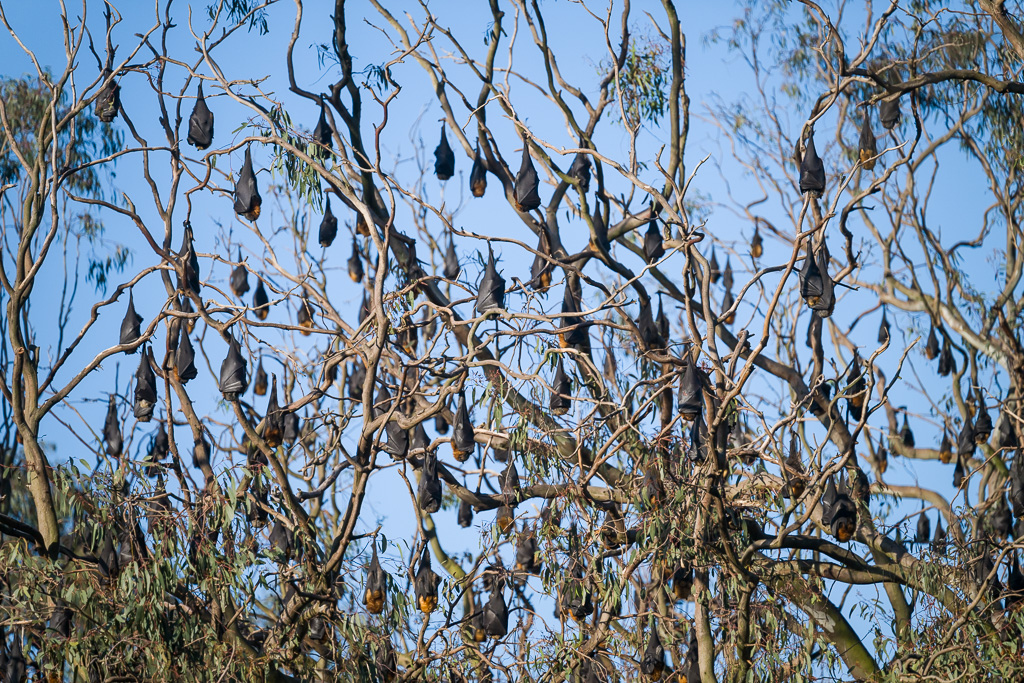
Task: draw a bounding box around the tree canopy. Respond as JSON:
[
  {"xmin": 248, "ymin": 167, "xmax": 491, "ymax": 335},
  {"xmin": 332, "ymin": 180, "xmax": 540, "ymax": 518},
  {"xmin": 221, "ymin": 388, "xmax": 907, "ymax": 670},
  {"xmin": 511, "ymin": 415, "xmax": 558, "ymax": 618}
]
[{"xmin": 2, "ymin": 0, "xmax": 1024, "ymax": 681}]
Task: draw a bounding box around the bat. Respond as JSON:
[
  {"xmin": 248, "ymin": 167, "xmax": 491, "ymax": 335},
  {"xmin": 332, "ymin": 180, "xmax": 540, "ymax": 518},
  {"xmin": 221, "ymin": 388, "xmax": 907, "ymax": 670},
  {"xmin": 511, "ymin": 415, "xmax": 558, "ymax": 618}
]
[
  {"xmin": 925, "ymin": 325, "xmax": 939, "ymax": 360},
  {"xmin": 495, "ymin": 505, "xmax": 515, "ymax": 536},
  {"xmin": 550, "ymin": 357, "xmax": 571, "ymax": 415},
  {"xmin": 482, "ymin": 586, "xmax": 508, "ymax": 638},
  {"xmin": 858, "ymin": 115, "xmax": 876, "ymax": 170},
  {"xmin": 451, "ymin": 392, "xmax": 475, "ymax": 462},
  {"xmin": 678, "ymin": 360, "xmax": 703, "ymax": 419},
  {"xmin": 643, "ymin": 222, "xmax": 665, "ymax": 263},
  {"xmin": 938, "ymin": 338, "xmax": 954, "ymax": 376},
  {"xmin": 347, "ymin": 360, "xmax": 365, "ymax": 401},
  {"xmin": 457, "ymin": 499, "xmax": 473, "ymax": 528},
  {"xmin": 779, "ymin": 432, "xmax": 806, "ymax": 499},
  {"xmin": 96, "ymin": 69, "xmax": 120, "ymax": 123},
  {"xmin": 319, "ymin": 197, "xmax": 338, "ymax": 248},
  {"xmin": 672, "ymin": 563, "xmax": 693, "ymax": 601},
  {"xmin": 751, "ymin": 224, "xmax": 764, "ymax": 258},
  {"xmin": 708, "ymin": 247, "xmax": 721, "ymax": 284},
  {"xmin": 178, "ymin": 224, "xmax": 201, "ymax": 295},
  {"xmin": 846, "ymin": 356, "xmax": 866, "ymax": 420},
  {"xmin": 411, "ymin": 422, "xmax": 429, "ymax": 454},
  {"xmin": 799, "ymin": 132, "xmax": 825, "ymax": 197},
  {"xmin": 475, "ymin": 247, "xmax": 505, "ymax": 314},
  {"xmin": 559, "ymin": 283, "xmax": 587, "ymax": 347},
  {"xmin": 515, "ymin": 526, "xmax": 539, "ymax": 574},
  {"xmin": 443, "ymin": 238, "xmax": 459, "ymax": 280},
  {"xmin": 348, "ymin": 238, "xmax": 364, "ymax": 283},
  {"xmin": 877, "ymin": 309, "xmax": 890, "ymax": 343},
  {"xmin": 384, "ymin": 419, "xmax": 409, "ymax": 459},
  {"xmin": 417, "ymin": 441, "xmax": 442, "ymax": 513},
  {"xmin": 953, "ymin": 456, "xmax": 965, "ymax": 488},
  {"xmin": 297, "ymin": 296, "xmax": 315, "ymax": 335},
  {"xmin": 230, "ymin": 249, "xmax": 249, "ymax": 297},
  {"xmin": 281, "ymin": 408, "xmax": 300, "ymax": 446},
  {"xmin": 218, "ymin": 334, "xmax": 248, "ymax": 399},
  {"xmin": 900, "ymin": 414, "xmax": 915, "ymax": 448},
  {"xmin": 253, "ymin": 279, "xmax": 270, "ymax": 320},
  {"xmin": 470, "ymin": 144, "xmax": 487, "ymax": 197},
  {"xmin": 974, "ymin": 396, "xmax": 993, "ymax": 443},
  {"xmin": 253, "ymin": 358, "xmax": 268, "ymax": 396},
  {"xmin": 434, "ymin": 125, "xmax": 455, "ymax": 180},
  {"xmin": 172, "ymin": 322, "xmax": 198, "ymax": 384},
  {"xmin": 640, "ymin": 625, "xmax": 665, "ymax": 681},
  {"xmin": 358, "ymin": 292, "xmax": 370, "ymax": 325},
  {"xmin": 637, "ymin": 297, "xmax": 664, "ymax": 349},
  {"xmin": 656, "ymin": 294, "xmax": 669, "ymax": 341},
  {"xmin": 1011, "ymin": 454, "xmax": 1024, "ymax": 518},
  {"xmin": 269, "ymin": 520, "xmax": 294, "ymax": 562},
  {"xmin": 880, "ymin": 97, "xmax": 901, "ymax": 129},
  {"xmin": 313, "ymin": 104, "xmax": 332, "ymax": 148},
  {"xmin": 513, "ymin": 143, "xmax": 541, "ymax": 212},
  {"xmin": 133, "ymin": 346, "xmax": 157, "ymax": 422},
  {"xmin": 187, "ymin": 82, "xmax": 214, "ymax": 150},
  {"xmin": 938, "ymin": 431, "xmax": 953, "ymax": 464},
  {"xmin": 262, "ymin": 375, "xmax": 284, "ymax": 448},
  {"xmin": 104, "ymin": 394, "xmax": 122, "ymax": 457},
  {"xmin": 530, "ymin": 231, "xmax": 553, "ymax": 290},
  {"xmin": 365, "ymin": 542, "xmax": 386, "ymax": 614},
  {"xmin": 721, "ymin": 288, "xmax": 736, "ymax": 325},
  {"xmin": 414, "ymin": 551, "xmax": 439, "ymax": 614},
  {"xmin": 233, "ymin": 146, "xmax": 262, "ymax": 221},
  {"xmin": 932, "ymin": 518, "xmax": 947, "ymax": 554},
  {"xmin": 569, "ymin": 151, "xmax": 591, "ymax": 194},
  {"xmin": 120, "ymin": 290, "xmax": 143, "ymax": 351}
]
